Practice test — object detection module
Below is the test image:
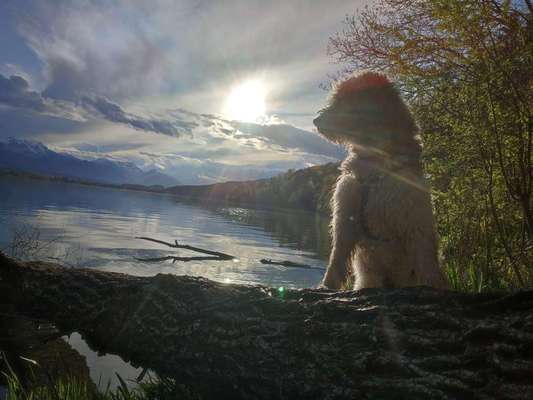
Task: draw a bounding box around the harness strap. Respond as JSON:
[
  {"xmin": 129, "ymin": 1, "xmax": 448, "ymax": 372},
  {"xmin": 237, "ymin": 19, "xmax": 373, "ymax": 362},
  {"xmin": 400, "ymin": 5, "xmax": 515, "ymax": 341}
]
[{"xmin": 359, "ymin": 182, "xmax": 381, "ymax": 241}]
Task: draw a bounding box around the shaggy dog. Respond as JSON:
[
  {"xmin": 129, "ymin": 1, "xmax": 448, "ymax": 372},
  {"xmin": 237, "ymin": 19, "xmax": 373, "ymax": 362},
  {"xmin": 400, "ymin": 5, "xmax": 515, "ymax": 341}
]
[{"xmin": 313, "ymin": 72, "xmax": 449, "ymax": 290}]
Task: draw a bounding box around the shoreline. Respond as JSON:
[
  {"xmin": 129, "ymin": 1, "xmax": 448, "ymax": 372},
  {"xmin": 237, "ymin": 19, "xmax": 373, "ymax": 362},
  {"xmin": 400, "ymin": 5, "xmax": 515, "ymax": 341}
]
[{"xmin": 0, "ymin": 168, "xmax": 332, "ymax": 216}]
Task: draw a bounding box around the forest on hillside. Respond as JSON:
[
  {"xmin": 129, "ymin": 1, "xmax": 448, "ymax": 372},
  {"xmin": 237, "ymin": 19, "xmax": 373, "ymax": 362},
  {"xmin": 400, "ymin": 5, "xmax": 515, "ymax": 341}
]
[{"xmin": 167, "ymin": 162, "xmax": 340, "ymax": 214}]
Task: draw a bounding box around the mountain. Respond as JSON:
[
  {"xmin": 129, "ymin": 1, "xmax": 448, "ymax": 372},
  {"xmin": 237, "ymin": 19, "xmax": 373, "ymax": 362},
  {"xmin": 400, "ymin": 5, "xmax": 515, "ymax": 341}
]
[{"xmin": 0, "ymin": 137, "xmax": 179, "ymax": 187}]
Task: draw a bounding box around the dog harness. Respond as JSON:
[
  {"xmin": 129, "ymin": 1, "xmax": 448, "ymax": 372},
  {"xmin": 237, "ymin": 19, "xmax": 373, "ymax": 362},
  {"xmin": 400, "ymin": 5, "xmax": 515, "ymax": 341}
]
[
  {"xmin": 347, "ymin": 154, "xmax": 417, "ymax": 243},
  {"xmin": 359, "ymin": 180, "xmax": 382, "ymax": 241}
]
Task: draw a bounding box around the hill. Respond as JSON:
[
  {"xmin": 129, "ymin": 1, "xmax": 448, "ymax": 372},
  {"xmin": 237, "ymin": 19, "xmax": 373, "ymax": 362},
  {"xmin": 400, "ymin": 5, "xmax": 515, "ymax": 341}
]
[{"xmin": 166, "ymin": 162, "xmax": 340, "ymax": 214}]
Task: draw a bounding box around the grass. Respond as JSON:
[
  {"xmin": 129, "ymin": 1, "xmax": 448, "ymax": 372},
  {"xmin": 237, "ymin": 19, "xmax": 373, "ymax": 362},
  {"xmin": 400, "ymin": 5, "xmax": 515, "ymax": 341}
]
[
  {"xmin": 445, "ymin": 260, "xmax": 486, "ymax": 293},
  {"xmin": 443, "ymin": 257, "xmax": 528, "ymax": 293},
  {"xmin": 1, "ymin": 358, "xmax": 198, "ymax": 400}
]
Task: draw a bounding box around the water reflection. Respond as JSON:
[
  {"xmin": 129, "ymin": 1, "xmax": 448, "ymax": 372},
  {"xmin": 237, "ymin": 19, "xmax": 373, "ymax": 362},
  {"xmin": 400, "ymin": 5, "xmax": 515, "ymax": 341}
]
[
  {"xmin": 0, "ymin": 176, "xmax": 329, "ymax": 288},
  {"xmin": 213, "ymin": 206, "xmax": 330, "ymax": 260},
  {"xmin": 63, "ymin": 332, "xmax": 144, "ymax": 390}
]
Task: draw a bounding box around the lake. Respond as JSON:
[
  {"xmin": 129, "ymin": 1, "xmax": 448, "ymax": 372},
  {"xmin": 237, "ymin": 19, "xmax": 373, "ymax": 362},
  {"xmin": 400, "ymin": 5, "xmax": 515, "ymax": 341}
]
[
  {"xmin": 0, "ymin": 176, "xmax": 331, "ymax": 389},
  {"xmin": 0, "ymin": 176, "xmax": 330, "ymax": 288}
]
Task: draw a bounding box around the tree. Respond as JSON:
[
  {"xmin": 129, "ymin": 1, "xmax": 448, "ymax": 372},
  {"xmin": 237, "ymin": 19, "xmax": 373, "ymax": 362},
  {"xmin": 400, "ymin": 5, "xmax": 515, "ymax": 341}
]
[{"xmin": 328, "ymin": 0, "xmax": 533, "ymax": 289}]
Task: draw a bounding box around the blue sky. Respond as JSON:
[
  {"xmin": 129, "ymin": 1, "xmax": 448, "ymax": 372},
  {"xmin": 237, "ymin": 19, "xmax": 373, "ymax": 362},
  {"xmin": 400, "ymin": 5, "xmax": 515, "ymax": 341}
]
[{"xmin": 0, "ymin": 0, "xmax": 368, "ymax": 183}]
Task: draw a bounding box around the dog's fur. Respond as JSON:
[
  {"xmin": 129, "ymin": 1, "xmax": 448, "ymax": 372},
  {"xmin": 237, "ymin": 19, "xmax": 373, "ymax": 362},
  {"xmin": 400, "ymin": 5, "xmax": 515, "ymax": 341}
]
[{"xmin": 314, "ymin": 72, "xmax": 449, "ymax": 290}]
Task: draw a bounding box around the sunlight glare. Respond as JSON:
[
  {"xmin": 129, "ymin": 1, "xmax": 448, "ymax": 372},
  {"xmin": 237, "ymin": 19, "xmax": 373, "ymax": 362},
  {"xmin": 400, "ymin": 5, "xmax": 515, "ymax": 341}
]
[{"xmin": 224, "ymin": 80, "xmax": 266, "ymax": 122}]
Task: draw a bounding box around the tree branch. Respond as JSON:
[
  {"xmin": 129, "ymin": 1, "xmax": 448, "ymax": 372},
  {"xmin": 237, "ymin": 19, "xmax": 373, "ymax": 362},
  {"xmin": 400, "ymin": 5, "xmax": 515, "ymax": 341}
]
[{"xmin": 136, "ymin": 236, "xmax": 236, "ymax": 260}]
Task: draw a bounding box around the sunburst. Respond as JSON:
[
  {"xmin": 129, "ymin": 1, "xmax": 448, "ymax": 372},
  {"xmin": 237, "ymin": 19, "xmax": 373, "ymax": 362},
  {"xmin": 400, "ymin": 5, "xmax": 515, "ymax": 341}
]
[{"xmin": 224, "ymin": 80, "xmax": 266, "ymax": 122}]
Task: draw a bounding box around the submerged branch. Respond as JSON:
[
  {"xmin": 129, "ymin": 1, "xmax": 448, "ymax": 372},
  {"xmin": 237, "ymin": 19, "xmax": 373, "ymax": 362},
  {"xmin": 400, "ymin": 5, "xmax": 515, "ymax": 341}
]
[
  {"xmin": 136, "ymin": 237, "xmax": 323, "ymax": 269},
  {"xmin": 259, "ymin": 258, "xmax": 324, "ymax": 270},
  {"xmin": 136, "ymin": 236, "xmax": 236, "ymax": 260},
  {"xmin": 136, "ymin": 255, "xmax": 231, "ymax": 263}
]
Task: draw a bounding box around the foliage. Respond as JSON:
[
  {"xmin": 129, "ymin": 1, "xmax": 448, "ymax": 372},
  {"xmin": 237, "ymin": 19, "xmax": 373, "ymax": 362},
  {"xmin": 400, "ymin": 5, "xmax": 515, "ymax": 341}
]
[
  {"xmin": 328, "ymin": 0, "xmax": 533, "ymax": 289},
  {"xmin": 2, "ymin": 224, "xmax": 58, "ymax": 261},
  {"xmin": 254, "ymin": 163, "xmax": 339, "ymax": 213},
  {"xmin": 2, "ymin": 357, "xmax": 94, "ymax": 400},
  {"xmin": 2, "ymin": 224, "xmax": 85, "ymax": 267},
  {"xmin": 1, "ymin": 364, "xmax": 195, "ymax": 400},
  {"xmin": 168, "ymin": 162, "xmax": 340, "ymax": 215}
]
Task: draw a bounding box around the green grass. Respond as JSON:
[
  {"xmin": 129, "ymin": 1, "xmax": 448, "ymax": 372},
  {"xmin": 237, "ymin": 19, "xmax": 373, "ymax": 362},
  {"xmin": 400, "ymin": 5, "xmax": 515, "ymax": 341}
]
[
  {"xmin": 1, "ymin": 362, "xmax": 198, "ymax": 400},
  {"xmin": 445, "ymin": 260, "xmax": 486, "ymax": 293}
]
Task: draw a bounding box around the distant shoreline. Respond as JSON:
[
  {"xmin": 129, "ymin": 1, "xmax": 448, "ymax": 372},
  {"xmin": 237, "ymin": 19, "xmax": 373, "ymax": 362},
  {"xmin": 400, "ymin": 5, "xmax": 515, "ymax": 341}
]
[
  {"xmin": 0, "ymin": 168, "xmax": 168, "ymax": 194},
  {"xmin": 1, "ymin": 163, "xmax": 338, "ymax": 215}
]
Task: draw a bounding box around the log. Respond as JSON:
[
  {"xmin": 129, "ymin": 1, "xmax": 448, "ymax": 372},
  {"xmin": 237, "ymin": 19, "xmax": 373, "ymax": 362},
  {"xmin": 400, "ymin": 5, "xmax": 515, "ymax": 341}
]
[{"xmin": 1, "ymin": 252, "xmax": 533, "ymax": 399}]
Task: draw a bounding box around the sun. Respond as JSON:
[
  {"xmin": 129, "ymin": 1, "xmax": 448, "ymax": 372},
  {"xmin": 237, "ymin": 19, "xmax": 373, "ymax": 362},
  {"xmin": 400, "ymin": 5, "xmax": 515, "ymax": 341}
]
[{"xmin": 224, "ymin": 80, "xmax": 266, "ymax": 122}]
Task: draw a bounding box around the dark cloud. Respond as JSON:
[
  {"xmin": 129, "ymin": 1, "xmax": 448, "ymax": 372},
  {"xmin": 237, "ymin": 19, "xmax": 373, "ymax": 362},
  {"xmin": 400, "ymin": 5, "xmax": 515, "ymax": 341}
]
[
  {"xmin": 0, "ymin": 73, "xmax": 192, "ymax": 137},
  {"xmin": 0, "ymin": 73, "xmax": 47, "ymax": 112},
  {"xmin": 80, "ymin": 95, "xmax": 182, "ymax": 137},
  {"xmin": 0, "ymin": 73, "xmax": 84, "ymax": 121}
]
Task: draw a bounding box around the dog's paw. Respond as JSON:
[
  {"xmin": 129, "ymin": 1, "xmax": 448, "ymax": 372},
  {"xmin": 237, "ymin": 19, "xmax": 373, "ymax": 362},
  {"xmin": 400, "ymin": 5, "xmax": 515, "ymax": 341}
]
[{"xmin": 321, "ymin": 275, "xmax": 343, "ymax": 290}]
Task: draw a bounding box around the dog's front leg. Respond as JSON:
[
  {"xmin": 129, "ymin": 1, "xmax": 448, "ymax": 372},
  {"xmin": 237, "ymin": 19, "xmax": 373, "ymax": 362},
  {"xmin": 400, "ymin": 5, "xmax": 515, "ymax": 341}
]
[
  {"xmin": 322, "ymin": 176, "xmax": 360, "ymax": 289},
  {"xmin": 322, "ymin": 220, "xmax": 357, "ymax": 289}
]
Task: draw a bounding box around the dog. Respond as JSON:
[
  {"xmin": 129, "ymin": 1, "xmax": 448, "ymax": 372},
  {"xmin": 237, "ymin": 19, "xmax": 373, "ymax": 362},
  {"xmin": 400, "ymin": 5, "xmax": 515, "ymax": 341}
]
[{"xmin": 313, "ymin": 72, "xmax": 449, "ymax": 290}]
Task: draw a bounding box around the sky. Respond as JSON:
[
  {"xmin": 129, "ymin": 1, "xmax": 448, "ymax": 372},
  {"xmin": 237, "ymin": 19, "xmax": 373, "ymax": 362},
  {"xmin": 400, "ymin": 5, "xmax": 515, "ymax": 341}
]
[{"xmin": 0, "ymin": 0, "xmax": 369, "ymax": 183}]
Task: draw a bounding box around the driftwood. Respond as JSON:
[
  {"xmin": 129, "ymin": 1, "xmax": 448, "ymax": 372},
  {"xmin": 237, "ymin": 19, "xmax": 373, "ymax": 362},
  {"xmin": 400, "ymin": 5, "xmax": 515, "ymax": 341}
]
[
  {"xmin": 1, "ymin": 252, "xmax": 533, "ymax": 399},
  {"xmin": 135, "ymin": 236, "xmax": 236, "ymax": 262},
  {"xmin": 136, "ymin": 237, "xmax": 323, "ymax": 270},
  {"xmin": 259, "ymin": 258, "xmax": 319, "ymax": 270}
]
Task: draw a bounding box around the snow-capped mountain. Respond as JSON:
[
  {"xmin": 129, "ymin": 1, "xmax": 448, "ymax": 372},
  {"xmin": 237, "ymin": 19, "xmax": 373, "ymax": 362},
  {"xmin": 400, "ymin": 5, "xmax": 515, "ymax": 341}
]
[{"xmin": 0, "ymin": 137, "xmax": 179, "ymax": 187}]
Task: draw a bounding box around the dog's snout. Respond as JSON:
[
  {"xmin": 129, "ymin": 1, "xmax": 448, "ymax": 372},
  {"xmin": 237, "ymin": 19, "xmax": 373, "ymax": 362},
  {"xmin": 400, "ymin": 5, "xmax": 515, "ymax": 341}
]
[{"xmin": 313, "ymin": 115, "xmax": 321, "ymax": 127}]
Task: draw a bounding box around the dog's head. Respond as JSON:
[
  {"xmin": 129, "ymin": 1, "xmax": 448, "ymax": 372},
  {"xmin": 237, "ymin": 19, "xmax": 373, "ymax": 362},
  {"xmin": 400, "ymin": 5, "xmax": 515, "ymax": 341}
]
[{"xmin": 314, "ymin": 72, "xmax": 417, "ymax": 150}]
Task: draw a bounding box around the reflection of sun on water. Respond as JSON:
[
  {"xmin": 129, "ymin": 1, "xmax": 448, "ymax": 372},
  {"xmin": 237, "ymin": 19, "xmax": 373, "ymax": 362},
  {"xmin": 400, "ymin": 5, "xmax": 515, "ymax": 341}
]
[{"xmin": 224, "ymin": 80, "xmax": 266, "ymax": 122}]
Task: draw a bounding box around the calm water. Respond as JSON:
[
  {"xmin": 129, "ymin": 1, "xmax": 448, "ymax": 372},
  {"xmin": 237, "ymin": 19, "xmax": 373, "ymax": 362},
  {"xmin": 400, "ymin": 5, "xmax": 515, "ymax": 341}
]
[
  {"xmin": 1, "ymin": 176, "xmax": 332, "ymax": 389},
  {"xmin": 0, "ymin": 176, "xmax": 329, "ymax": 287}
]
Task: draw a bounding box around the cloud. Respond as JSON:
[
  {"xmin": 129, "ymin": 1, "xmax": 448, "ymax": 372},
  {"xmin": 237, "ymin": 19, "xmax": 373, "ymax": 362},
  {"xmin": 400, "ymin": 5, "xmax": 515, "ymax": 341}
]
[
  {"xmin": 10, "ymin": 0, "xmax": 371, "ymax": 121},
  {"xmin": 16, "ymin": 2, "xmax": 167, "ymax": 102},
  {"xmin": 230, "ymin": 121, "xmax": 346, "ymax": 159},
  {"xmin": 141, "ymin": 148, "xmax": 236, "ymax": 160},
  {"xmin": 194, "ymin": 112, "xmax": 345, "ymax": 159},
  {"xmin": 0, "ymin": 73, "xmax": 82, "ymax": 120},
  {"xmin": 134, "ymin": 150, "xmax": 326, "ymax": 184},
  {"xmin": 71, "ymin": 142, "xmax": 149, "ymax": 154},
  {"xmin": 0, "ymin": 73, "xmax": 190, "ymax": 137},
  {"xmin": 0, "ymin": 0, "xmax": 373, "ymax": 184},
  {"xmin": 80, "ymin": 95, "xmax": 186, "ymax": 137},
  {"xmin": 0, "ymin": 73, "xmax": 44, "ymax": 111},
  {"xmin": 0, "ymin": 72, "xmax": 345, "ymax": 167}
]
